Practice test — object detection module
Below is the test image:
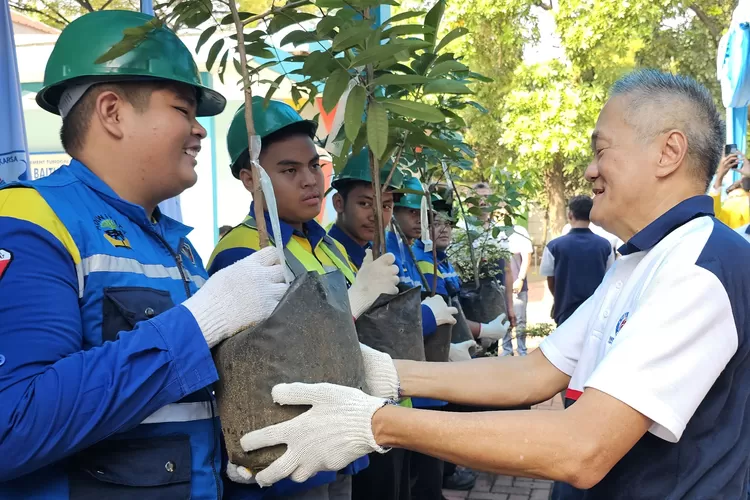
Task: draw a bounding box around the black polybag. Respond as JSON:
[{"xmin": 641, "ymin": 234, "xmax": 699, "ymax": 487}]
[
  {"xmin": 459, "ymin": 279, "xmax": 507, "ymax": 324},
  {"xmin": 422, "ymin": 292, "xmax": 453, "ymax": 362},
  {"xmin": 355, "ymin": 284, "xmax": 426, "ymax": 361},
  {"xmin": 450, "ymin": 296, "xmax": 474, "ymax": 344},
  {"xmin": 213, "ymin": 270, "xmax": 366, "ymax": 473}
]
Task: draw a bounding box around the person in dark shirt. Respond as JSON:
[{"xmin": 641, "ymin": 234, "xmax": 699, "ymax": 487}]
[{"xmin": 541, "ymin": 195, "xmax": 614, "ymax": 326}]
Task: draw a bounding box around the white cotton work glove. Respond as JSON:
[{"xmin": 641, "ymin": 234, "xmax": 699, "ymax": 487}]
[
  {"xmin": 240, "ymin": 383, "xmax": 390, "ymax": 487},
  {"xmin": 226, "ymin": 462, "xmax": 255, "ymax": 484},
  {"xmin": 422, "ymin": 295, "xmax": 458, "ymax": 327},
  {"xmin": 348, "ymin": 249, "xmax": 400, "ymax": 319},
  {"xmin": 359, "ymin": 343, "xmax": 400, "ymax": 400},
  {"xmin": 449, "ymin": 340, "xmax": 477, "ymax": 362},
  {"xmin": 183, "ymin": 246, "xmax": 288, "ymax": 348},
  {"xmin": 478, "ymin": 313, "xmax": 511, "ymax": 341}
]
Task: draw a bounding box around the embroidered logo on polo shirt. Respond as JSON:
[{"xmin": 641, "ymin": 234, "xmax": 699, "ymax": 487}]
[
  {"xmin": 0, "ymin": 249, "xmax": 13, "ymax": 282},
  {"xmin": 608, "ymin": 312, "xmax": 629, "ymax": 345},
  {"xmin": 94, "ymin": 215, "xmax": 132, "ymax": 250}
]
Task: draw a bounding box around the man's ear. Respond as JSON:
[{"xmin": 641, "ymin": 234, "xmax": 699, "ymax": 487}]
[
  {"xmin": 239, "ymin": 167, "xmax": 254, "ymax": 193},
  {"xmin": 94, "ymin": 90, "xmax": 127, "ymax": 140},
  {"xmin": 656, "ymin": 129, "xmax": 688, "ymax": 179},
  {"xmin": 332, "ymin": 193, "xmax": 345, "ymax": 214}
]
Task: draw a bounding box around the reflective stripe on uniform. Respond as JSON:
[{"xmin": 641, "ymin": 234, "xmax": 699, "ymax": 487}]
[
  {"xmin": 140, "ymin": 401, "xmax": 216, "ymax": 425},
  {"xmin": 81, "ymin": 254, "xmax": 206, "ymax": 287}
]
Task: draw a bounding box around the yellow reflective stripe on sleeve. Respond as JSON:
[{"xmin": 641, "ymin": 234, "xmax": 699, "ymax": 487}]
[
  {"xmin": 417, "ymin": 260, "xmax": 443, "ymax": 278},
  {"xmin": 207, "ymin": 221, "xmax": 260, "ymax": 269},
  {"xmin": 0, "ymin": 188, "xmax": 81, "ymax": 265},
  {"xmin": 318, "ymin": 240, "xmax": 356, "ymax": 284}
]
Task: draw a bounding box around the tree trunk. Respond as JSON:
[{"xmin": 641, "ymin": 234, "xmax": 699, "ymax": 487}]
[{"xmin": 546, "ymin": 156, "xmax": 567, "ymax": 238}]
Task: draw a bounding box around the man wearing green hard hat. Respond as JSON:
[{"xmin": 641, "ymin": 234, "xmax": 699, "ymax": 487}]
[
  {"xmin": 0, "ymin": 11, "xmax": 291, "ymax": 499},
  {"xmin": 328, "ymin": 148, "xmax": 405, "ymax": 270},
  {"xmin": 209, "ymin": 98, "xmax": 402, "ymax": 499}
]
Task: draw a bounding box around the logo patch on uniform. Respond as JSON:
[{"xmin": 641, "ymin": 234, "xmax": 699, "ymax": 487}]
[
  {"xmin": 180, "ymin": 240, "xmax": 196, "ymax": 265},
  {"xmin": 94, "ymin": 215, "xmax": 131, "ymax": 249},
  {"xmin": 0, "ymin": 249, "xmax": 13, "ymax": 281},
  {"xmin": 608, "ymin": 312, "xmax": 629, "ymax": 345}
]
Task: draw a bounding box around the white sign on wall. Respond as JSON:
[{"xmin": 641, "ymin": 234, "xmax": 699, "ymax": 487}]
[{"xmin": 29, "ymin": 152, "xmax": 71, "ymax": 180}]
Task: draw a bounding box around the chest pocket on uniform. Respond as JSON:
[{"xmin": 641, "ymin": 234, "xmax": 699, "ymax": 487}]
[{"xmin": 101, "ymin": 287, "xmax": 175, "ymax": 343}]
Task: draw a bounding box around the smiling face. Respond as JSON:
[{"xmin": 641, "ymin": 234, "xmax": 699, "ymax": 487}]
[
  {"xmin": 334, "ymin": 182, "xmax": 394, "ymax": 246},
  {"xmin": 122, "ymin": 84, "xmax": 206, "ymax": 198},
  {"xmin": 241, "ymin": 133, "xmax": 323, "ymax": 226},
  {"xmin": 585, "ymin": 95, "xmax": 662, "ymax": 240}
]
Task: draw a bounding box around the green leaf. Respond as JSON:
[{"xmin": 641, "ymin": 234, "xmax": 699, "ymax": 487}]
[
  {"xmin": 352, "ymin": 124, "xmax": 368, "ymax": 155},
  {"xmin": 244, "ymin": 43, "xmax": 275, "ymax": 59},
  {"xmin": 205, "ymin": 38, "xmax": 225, "ymax": 71},
  {"xmin": 268, "ymin": 12, "xmax": 318, "ymax": 35},
  {"xmin": 428, "ymin": 60, "xmax": 468, "ymax": 77},
  {"xmin": 196, "ymin": 25, "xmax": 217, "ymax": 54},
  {"xmin": 466, "ymin": 101, "xmax": 488, "ymax": 114},
  {"xmin": 333, "ymin": 24, "xmax": 370, "ymax": 51},
  {"xmin": 95, "ymin": 35, "xmax": 143, "ymax": 64},
  {"xmin": 350, "ymin": 43, "xmax": 410, "ymax": 68},
  {"xmin": 217, "ymin": 50, "xmax": 229, "ymax": 84},
  {"xmin": 344, "ymin": 85, "xmax": 366, "ymax": 142},
  {"xmin": 371, "ymin": 74, "xmax": 432, "ymax": 87},
  {"xmin": 323, "ymin": 69, "xmax": 351, "ymax": 113},
  {"xmin": 233, "ymin": 56, "xmax": 244, "ymax": 76},
  {"xmin": 249, "ymin": 60, "xmax": 278, "ymax": 76},
  {"xmin": 423, "ymin": 79, "xmax": 472, "ymax": 94},
  {"xmin": 385, "ymin": 10, "xmax": 425, "ymax": 24},
  {"xmin": 220, "ymin": 12, "xmax": 252, "ymax": 25},
  {"xmin": 424, "ymin": 0, "xmax": 445, "ymax": 47},
  {"xmin": 435, "ymin": 27, "xmax": 469, "ymax": 53},
  {"xmin": 264, "ymin": 74, "xmax": 286, "ymax": 107},
  {"xmin": 440, "ymin": 108, "xmax": 466, "ymax": 127},
  {"xmin": 280, "ymin": 30, "xmax": 318, "ymax": 47},
  {"xmin": 315, "ymin": 0, "xmax": 348, "ymax": 8},
  {"xmin": 367, "ymin": 102, "xmax": 389, "ymax": 158},
  {"xmin": 381, "ymin": 99, "xmax": 445, "ymax": 122},
  {"xmin": 291, "ymin": 86, "xmax": 303, "ymax": 107},
  {"xmin": 381, "ymin": 25, "xmax": 433, "ymax": 39},
  {"xmin": 316, "ymin": 15, "xmax": 341, "ymax": 37},
  {"xmin": 467, "ymin": 71, "xmax": 492, "ymax": 83}
]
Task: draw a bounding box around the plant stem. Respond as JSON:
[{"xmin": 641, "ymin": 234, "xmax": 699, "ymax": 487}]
[
  {"xmin": 230, "ymin": 0, "xmax": 268, "ymax": 247},
  {"xmin": 426, "ymin": 186, "xmax": 438, "ymax": 297},
  {"xmin": 369, "ymin": 148, "xmax": 385, "ymax": 258},
  {"xmin": 381, "ymin": 134, "xmax": 408, "ymax": 194},
  {"xmin": 444, "ymin": 161, "xmax": 479, "ymax": 288}
]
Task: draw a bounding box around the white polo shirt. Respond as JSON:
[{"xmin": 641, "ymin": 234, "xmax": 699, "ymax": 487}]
[{"xmin": 540, "ymin": 195, "xmax": 750, "ymax": 498}]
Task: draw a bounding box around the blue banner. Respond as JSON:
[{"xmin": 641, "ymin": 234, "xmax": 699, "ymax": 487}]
[{"xmin": 0, "ymin": 0, "xmax": 29, "ymax": 184}]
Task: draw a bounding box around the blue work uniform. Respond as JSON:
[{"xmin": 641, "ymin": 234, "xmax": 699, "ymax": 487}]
[
  {"xmin": 0, "ymin": 160, "xmax": 222, "ymax": 499},
  {"xmin": 208, "ymin": 205, "xmax": 368, "ymax": 499},
  {"xmin": 328, "ymin": 223, "xmax": 368, "ymax": 270}
]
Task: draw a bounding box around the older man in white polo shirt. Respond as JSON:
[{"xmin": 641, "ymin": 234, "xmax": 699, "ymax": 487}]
[{"xmin": 239, "ymin": 70, "xmax": 750, "ymax": 499}]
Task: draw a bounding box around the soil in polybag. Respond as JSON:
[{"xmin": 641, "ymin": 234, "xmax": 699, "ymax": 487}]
[
  {"xmin": 213, "ymin": 270, "xmax": 366, "ymax": 473},
  {"xmin": 459, "ymin": 279, "xmax": 507, "ymax": 324},
  {"xmin": 421, "ymin": 291, "xmax": 453, "ymax": 362},
  {"xmin": 356, "ymin": 284, "xmax": 425, "ymax": 361}
]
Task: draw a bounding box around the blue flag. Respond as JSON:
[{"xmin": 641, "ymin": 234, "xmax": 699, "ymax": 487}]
[{"xmin": 0, "ymin": 1, "xmax": 29, "ymax": 184}]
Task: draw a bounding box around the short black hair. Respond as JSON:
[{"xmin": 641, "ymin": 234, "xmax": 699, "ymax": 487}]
[
  {"xmin": 60, "ymin": 80, "xmax": 170, "ymax": 156},
  {"xmin": 568, "ymin": 195, "xmax": 593, "ymax": 221},
  {"xmin": 233, "ymin": 121, "xmax": 317, "ymax": 178},
  {"xmin": 610, "ymin": 70, "xmax": 724, "ymax": 190}
]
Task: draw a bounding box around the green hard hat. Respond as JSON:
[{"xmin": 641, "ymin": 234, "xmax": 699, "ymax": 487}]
[
  {"xmin": 228, "ymin": 97, "xmax": 317, "ymax": 178},
  {"xmin": 395, "ymin": 176, "xmax": 425, "ymax": 210},
  {"xmin": 36, "ymin": 10, "xmax": 226, "ymax": 117},
  {"xmin": 331, "ymin": 148, "xmax": 404, "ymax": 191}
]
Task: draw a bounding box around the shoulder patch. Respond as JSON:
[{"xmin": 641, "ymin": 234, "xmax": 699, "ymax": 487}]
[{"xmin": 0, "ymin": 249, "xmax": 13, "ymax": 281}]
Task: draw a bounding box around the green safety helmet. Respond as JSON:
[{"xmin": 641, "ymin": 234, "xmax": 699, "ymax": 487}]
[
  {"xmin": 227, "ymin": 97, "xmax": 317, "ymax": 178},
  {"xmin": 331, "ymin": 148, "xmax": 404, "ymax": 191},
  {"xmin": 395, "ymin": 176, "xmax": 425, "ymax": 210},
  {"xmin": 36, "ymin": 10, "xmax": 226, "ymax": 117}
]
